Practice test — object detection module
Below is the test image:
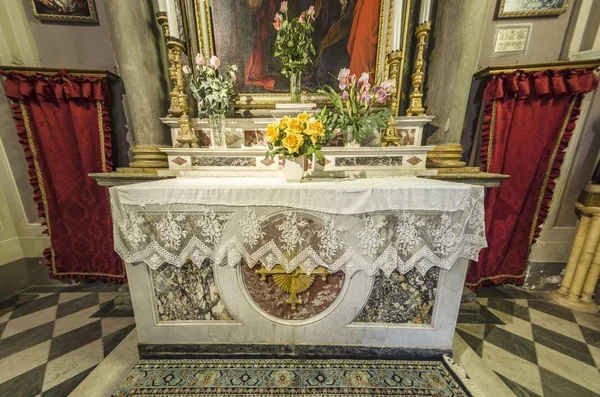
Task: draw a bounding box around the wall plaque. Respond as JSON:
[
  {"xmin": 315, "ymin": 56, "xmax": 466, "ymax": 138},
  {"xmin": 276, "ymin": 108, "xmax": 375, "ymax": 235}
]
[{"xmin": 493, "ymin": 24, "xmax": 532, "ymax": 56}]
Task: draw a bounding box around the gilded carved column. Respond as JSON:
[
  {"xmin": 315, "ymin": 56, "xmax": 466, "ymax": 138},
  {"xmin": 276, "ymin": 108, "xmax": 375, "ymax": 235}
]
[
  {"xmin": 550, "ymin": 185, "xmax": 600, "ymax": 313},
  {"xmin": 104, "ymin": 0, "xmax": 170, "ymax": 171}
]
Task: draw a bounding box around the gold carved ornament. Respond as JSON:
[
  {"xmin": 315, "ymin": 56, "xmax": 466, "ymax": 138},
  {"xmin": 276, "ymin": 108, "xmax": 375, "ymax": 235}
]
[
  {"xmin": 255, "ymin": 264, "xmax": 330, "ymax": 310},
  {"xmin": 155, "ymin": 11, "xmax": 198, "ymax": 148}
]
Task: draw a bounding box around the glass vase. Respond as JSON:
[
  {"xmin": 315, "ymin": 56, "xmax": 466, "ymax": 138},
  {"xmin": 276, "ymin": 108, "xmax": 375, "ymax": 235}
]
[
  {"xmin": 290, "ymin": 71, "xmax": 301, "ymax": 103},
  {"xmin": 343, "ymin": 127, "xmax": 360, "ymax": 148},
  {"xmin": 208, "ymin": 114, "xmax": 227, "ymax": 149}
]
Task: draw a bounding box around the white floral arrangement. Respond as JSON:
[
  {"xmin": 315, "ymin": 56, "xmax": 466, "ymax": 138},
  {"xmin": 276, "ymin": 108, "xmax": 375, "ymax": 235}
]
[{"xmin": 184, "ymin": 54, "xmax": 237, "ymax": 117}]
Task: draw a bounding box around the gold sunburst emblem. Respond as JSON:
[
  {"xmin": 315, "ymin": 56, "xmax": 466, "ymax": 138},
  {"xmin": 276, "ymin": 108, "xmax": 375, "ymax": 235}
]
[{"xmin": 255, "ymin": 264, "xmax": 330, "ymax": 310}]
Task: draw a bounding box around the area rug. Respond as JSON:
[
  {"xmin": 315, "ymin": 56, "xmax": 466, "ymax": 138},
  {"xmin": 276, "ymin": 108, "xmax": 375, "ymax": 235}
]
[{"xmin": 112, "ymin": 356, "xmax": 483, "ymax": 396}]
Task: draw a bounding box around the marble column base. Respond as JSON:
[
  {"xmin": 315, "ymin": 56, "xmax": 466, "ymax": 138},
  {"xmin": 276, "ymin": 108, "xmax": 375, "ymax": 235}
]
[
  {"xmin": 128, "ymin": 145, "xmax": 169, "ymax": 169},
  {"xmin": 549, "ymin": 289, "xmax": 598, "ymax": 313}
]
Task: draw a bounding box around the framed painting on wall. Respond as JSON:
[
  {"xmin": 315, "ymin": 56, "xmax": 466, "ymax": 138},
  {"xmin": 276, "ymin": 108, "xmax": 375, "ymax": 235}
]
[
  {"xmin": 194, "ymin": 0, "xmax": 409, "ymax": 109},
  {"xmin": 29, "ymin": 0, "xmax": 98, "ymax": 24},
  {"xmin": 496, "ymin": 0, "xmax": 570, "ymax": 19}
]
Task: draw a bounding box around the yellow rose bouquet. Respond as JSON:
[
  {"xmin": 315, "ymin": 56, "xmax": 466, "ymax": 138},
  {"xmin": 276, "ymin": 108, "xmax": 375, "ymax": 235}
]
[{"xmin": 265, "ymin": 112, "xmax": 326, "ymax": 161}]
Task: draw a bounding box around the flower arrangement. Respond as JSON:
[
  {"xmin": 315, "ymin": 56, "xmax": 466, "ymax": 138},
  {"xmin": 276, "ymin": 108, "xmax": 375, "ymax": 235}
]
[
  {"xmin": 184, "ymin": 54, "xmax": 237, "ymax": 117},
  {"xmin": 318, "ymin": 69, "xmax": 394, "ymax": 146},
  {"xmin": 265, "ymin": 113, "xmax": 326, "ymax": 160},
  {"xmin": 273, "ymin": 1, "xmax": 316, "ymax": 101}
]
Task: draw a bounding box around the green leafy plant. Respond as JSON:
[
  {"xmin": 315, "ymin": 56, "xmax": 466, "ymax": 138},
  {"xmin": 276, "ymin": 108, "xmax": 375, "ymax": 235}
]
[
  {"xmin": 318, "ymin": 69, "xmax": 394, "ymax": 145},
  {"xmin": 273, "ymin": 1, "xmax": 316, "ymax": 77}
]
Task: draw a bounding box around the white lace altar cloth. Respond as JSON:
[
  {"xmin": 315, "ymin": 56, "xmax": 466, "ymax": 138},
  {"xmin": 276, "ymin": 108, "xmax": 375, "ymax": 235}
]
[{"xmin": 110, "ymin": 177, "xmax": 487, "ymax": 276}]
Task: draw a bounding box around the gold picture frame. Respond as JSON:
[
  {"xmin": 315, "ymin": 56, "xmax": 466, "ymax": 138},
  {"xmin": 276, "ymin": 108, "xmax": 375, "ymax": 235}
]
[
  {"xmin": 193, "ymin": 0, "xmax": 410, "ymax": 111},
  {"xmin": 497, "ymin": 0, "xmax": 570, "ymax": 19},
  {"xmin": 29, "ymin": 0, "xmax": 98, "ymax": 24}
]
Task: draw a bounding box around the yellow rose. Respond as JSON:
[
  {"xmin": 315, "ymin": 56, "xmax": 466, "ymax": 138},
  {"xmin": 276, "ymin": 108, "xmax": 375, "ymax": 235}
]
[
  {"xmin": 309, "ymin": 120, "xmax": 325, "ymax": 136},
  {"xmin": 266, "ymin": 124, "xmax": 280, "ymax": 142},
  {"xmin": 298, "ymin": 112, "xmax": 310, "ymax": 123},
  {"xmin": 288, "ymin": 117, "xmax": 302, "ymax": 131},
  {"xmin": 279, "ymin": 116, "xmax": 291, "ymax": 129},
  {"xmin": 281, "ymin": 131, "xmax": 304, "ymax": 154}
]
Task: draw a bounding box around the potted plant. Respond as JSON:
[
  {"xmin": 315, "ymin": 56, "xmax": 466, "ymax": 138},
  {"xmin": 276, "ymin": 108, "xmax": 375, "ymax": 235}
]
[
  {"xmin": 184, "ymin": 54, "xmax": 237, "ymax": 148},
  {"xmin": 273, "ymin": 1, "xmax": 316, "ymax": 103},
  {"xmin": 319, "ymin": 69, "xmax": 394, "ymax": 147},
  {"xmin": 265, "ymin": 113, "xmax": 326, "ymax": 182}
]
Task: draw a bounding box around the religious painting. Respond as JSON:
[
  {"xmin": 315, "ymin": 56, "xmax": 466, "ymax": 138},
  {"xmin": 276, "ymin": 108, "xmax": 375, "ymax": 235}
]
[
  {"xmin": 29, "ymin": 0, "xmax": 98, "ymax": 23},
  {"xmin": 496, "ymin": 0, "xmax": 569, "ymax": 18},
  {"xmin": 195, "ymin": 0, "xmax": 396, "ymax": 107}
]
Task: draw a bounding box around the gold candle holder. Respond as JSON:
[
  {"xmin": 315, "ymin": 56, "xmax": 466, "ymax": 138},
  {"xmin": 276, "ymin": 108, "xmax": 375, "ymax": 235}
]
[
  {"xmin": 156, "ymin": 11, "xmax": 183, "ymax": 118},
  {"xmin": 386, "ymin": 50, "xmax": 404, "ymax": 117},
  {"xmin": 381, "ymin": 51, "xmax": 403, "ymax": 147},
  {"xmin": 171, "ymin": 39, "xmax": 198, "ymax": 148},
  {"xmin": 406, "ymin": 21, "xmax": 431, "ymax": 116}
]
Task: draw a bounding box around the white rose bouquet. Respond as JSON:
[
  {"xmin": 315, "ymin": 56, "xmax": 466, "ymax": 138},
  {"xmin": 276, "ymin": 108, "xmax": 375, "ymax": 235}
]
[{"xmin": 184, "ymin": 54, "xmax": 237, "ymax": 117}]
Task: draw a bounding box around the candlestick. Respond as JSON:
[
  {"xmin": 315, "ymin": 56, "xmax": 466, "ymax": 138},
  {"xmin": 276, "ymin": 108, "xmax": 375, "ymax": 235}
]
[
  {"xmin": 166, "ymin": 0, "xmax": 179, "ymax": 39},
  {"xmin": 419, "ymin": 0, "xmax": 432, "ymax": 23},
  {"xmin": 406, "ymin": 21, "xmax": 431, "ymax": 116}
]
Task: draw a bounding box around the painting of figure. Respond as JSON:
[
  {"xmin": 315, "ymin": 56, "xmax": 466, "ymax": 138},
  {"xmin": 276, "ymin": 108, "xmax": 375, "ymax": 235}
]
[
  {"xmin": 30, "ymin": 0, "xmax": 98, "ymax": 23},
  {"xmin": 497, "ymin": 0, "xmax": 569, "ymax": 18},
  {"xmin": 210, "ymin": 0, "xmax": 381, "ymax": 94}
]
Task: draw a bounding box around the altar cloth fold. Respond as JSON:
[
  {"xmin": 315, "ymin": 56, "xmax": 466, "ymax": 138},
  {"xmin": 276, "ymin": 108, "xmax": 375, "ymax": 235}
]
[{"xmin": 110, "ymin": 177, "xmax": 487, "ymax": 276}]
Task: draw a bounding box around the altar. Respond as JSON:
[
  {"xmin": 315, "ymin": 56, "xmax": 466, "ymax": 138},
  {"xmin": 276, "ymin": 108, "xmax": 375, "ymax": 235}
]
[{"xmin": 111, "ymin": 177, "xmax": 486, "ymax": 358}]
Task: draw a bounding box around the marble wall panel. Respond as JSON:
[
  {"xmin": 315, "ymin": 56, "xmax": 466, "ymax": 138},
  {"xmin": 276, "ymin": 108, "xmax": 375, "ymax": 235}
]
[
  {"xmin": 151, "ymin": 260, "xmax": 233, "ymax": 321},
  {"xmin": 353, "ymin": 268, "xmax": 439, "ymax": 324},
  {"xmin": 334, "ymin": 156, "xmax": 404, "ymax": 167}
]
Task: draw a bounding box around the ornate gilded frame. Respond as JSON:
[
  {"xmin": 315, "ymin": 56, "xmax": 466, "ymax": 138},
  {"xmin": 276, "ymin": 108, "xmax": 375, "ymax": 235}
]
[
  {"xmin": 193, "ymin": 0, "xmax": 410, "ymax": 111},
  {"xmin": 29, "ymin": 0, "xmax": 98, "ymax": 24},
  {"xmin": 497, "ymin": 0, "xmax": 570, "ymax": 18}
]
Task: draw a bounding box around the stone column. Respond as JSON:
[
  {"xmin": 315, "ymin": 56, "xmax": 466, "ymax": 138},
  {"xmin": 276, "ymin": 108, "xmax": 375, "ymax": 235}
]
[
  {"xmin": 104, "ymin": 0, "xmax": 170, "ymax": 170},
  {"xmin": 424, "ymin": 0, "xmax": 490, "ymax": 144},
  {"xmin": 550, "ymin": 185, "xmax": 600, "ymax": 313}
]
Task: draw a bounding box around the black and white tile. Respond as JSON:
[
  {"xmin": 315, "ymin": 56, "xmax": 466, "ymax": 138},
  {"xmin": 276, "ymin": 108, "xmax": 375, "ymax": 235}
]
[
  {"xmin": 0, "ymin": 283, "xmax": 134, "ymax": 397},
  {"xmin": 455, "ymin": 287, "xmax": 600, "ymax": 397}
]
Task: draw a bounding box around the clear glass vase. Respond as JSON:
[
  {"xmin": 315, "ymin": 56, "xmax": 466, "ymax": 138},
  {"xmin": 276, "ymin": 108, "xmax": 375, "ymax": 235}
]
[
  {"xmin": 290, "ymin": 71, "xmax": 301, "ymax": 103},
  {"xmin": 209, "ymin": 114, "xmax": 227, "ymax": 149},
  {"xmin": 343, "ymin": 127, "xmax": 360, "ymax": 148}
]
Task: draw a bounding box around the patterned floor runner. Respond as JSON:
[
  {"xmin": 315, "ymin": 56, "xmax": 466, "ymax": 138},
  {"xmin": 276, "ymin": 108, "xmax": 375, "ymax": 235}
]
[{"xmin": 112, "ymin": 357, "xmax": 480, "ymax": 396}]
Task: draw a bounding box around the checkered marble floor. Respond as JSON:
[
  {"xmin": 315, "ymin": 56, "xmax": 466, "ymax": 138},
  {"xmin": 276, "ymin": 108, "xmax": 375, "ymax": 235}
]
[
  {"xmin": 456, "ymin": 286, "xmax": 600, "ymax": 397},
  {"xmin": 0, "ymin": 282, "xmax": 135, "ymax": 397}
]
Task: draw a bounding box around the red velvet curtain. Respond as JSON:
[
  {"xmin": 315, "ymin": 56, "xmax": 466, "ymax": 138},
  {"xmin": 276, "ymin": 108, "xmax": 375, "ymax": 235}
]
[
  {"xmin": 2, "ymin": 72, "xmax": 125, "ymax": 282},
  {"xmin": 466, "ymin": 68, "xmax": 598, "ymax": 289}
]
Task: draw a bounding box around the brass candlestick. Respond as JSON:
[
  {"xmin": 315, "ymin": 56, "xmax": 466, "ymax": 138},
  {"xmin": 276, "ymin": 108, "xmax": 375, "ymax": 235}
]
[
  {"xmin": 156, "ymin": 12, "xmax": 182, "ymax": 118},
  {"xmin": 170, "ymin": 38, "xmax": 198, "ymax": 148},
  {"xmin": 406, "ymin": 21, "xmax": 431, "ymax": 116},
  {"xmin": 382, "ymin": 51, "xmax": 403, "ymax": 146},
  {"xmin": 386, "ymin": 50, "xmax": 403, "ymax": 117}
]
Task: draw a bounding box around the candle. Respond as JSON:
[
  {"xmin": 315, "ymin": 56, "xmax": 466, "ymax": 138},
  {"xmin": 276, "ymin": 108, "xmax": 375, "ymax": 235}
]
[
  {"xmin": 166, "ymin": 0, "xmax": 180, "ymax": 39},
  {"xmin": 390, "ymin": 0, "xmax": 404, "ymax": 51},
  {"xmin": 419, "ymin": 0, "xmax": 432, "ymax": 24},
  {"xmin": 157, "ymin": 0, "xmax": 167, "ymax": 12}
]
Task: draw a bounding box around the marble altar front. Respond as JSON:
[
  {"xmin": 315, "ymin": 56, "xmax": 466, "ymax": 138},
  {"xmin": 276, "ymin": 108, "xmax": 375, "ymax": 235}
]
[{"xmin": 111, "ymin": 177, "xmax": 486, "ymax": 358}]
